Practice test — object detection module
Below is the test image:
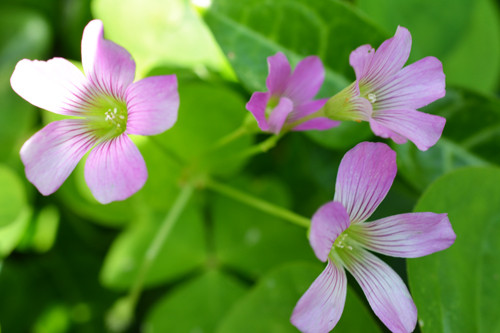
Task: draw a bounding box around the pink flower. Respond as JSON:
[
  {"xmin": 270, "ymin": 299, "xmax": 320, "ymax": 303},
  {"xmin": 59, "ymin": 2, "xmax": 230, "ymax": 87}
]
[
  {"xmin": 246, "ymin": 52, "xmax": 339, "ymax": 134},
  {"xmin": 291, "ymin": 142, "xmax": 456, "ymax": 333},
  {"xmin": 10, "ymin": 20, "xmax": 179, "ymax": 204},
  {"xmin": 324, "ymin": 27, "xmax": 446, "ymax": 151}
]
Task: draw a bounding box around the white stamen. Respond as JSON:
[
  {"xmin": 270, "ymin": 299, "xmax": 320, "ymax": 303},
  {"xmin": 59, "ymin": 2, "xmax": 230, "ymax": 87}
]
[
  {"xmin": 367, "ymin": 93, "xmax": 377, "ymax": 103},
  {"xmin": 119, "ymin": 115, "xmax": 125, "ymax": 119}
]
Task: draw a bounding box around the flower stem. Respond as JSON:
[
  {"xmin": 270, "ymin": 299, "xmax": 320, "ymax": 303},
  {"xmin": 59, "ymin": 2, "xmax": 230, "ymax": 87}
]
[
  {"xmin": 204, "ymin": 178, "xmax": 310, "ymax": 228},
  {"xmin": 209, "ymin": 126, "xmax": 248, "ymax": 151},
  {"xmin": 107, "ymin": 184, "xmax": 194, "ymax": 332}
]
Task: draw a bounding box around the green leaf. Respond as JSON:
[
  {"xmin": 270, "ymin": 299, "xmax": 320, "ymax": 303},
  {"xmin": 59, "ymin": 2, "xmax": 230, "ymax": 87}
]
[
  {"xmin": 356, "ymin": 0, "xmax": 500, "ymax": 93},
  {"xmin": 212, "ymin": 177, "xmax": 317, "ymax": 278},
  {"xmin": 91, "ymin": 0, "xmax": 229, "ymax": 77},
  {"xmin": 0, "ymin": 6, "xmax": 52, "ymax": 160},
  {"xmin": 0, "ymin": 207, "xmax": 31, "ymax": 258},
  {"xmin": 217, "ymin": 262, "xmax": 382, "ymax": 333},
  {"xmin": 100, "ymin": 200, "xmax": 206, "ymax": 290},
  {"xmin": 145, "ymin": 270, "xmax": 248, "ymax": 333},
  {"xmin": 154, "ymin": 80, "xmax": 252, "ymax": 177},
  {"xmin": 204, "ymin": 0, "xmax": 384, "ymax": 148},
  {"xmin": 0, "ymin": 165, "xmax": 26, "ymax": 227},
  {"xmin": 408, "ymin": 167, "xmax": 500, "ymax": 333},
  {"xmin": 395, "ymin": 88, "xmax": 500, "ymax": 192}
]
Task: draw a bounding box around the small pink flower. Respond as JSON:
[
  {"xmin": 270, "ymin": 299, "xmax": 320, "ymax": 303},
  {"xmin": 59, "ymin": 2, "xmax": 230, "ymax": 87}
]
[
  {"xmin": 10, "ymin": 20, "xmax": 179, "ymax": 204},
  {"xmin": 246, "ymin": 52, "xmax": 339, "ymax": 134},
  {"xmin": 291, "ymin": 142, "xmax": 456, "ymax": 333},
  {"xmin": 324, "ymin": 27, "xmax": 446, "ymax": 151}
]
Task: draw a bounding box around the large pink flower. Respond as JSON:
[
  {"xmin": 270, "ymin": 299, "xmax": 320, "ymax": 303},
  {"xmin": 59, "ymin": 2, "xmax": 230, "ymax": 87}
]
[
  {"xmin": 291, "ymin": 142, "xmax": 456, "ymax": 333},
  {"xmin": 324, "ymin": 27, "xmax": 446, "ymax": 151},
  {"xmin": 10, "ymin": 20, "xmax": 179, "ymax": 204},
  {"xmin": 246, "ymin": 52, "xmax": 338, "ymax": 134}
]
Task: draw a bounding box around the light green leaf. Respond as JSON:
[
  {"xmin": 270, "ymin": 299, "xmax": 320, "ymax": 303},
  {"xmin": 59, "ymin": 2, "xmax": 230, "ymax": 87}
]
[
  {"xmin": 100, "ymin": 200, "xmax": 206, "ymax": 290},
  {"xmin": 145, "ymin": 270, "xmax": 248, "ymax": 333},
  {"xmin": 212, "ymin": 177, "xmax": 316, "ymax": 279},
  {"xmin": 0, "ymin": 165, "xmax": 26, "ymax": 228},
  {"xmin": 91, "ymin": 0, "xmax": 229, "ymax": 77},
  {"xmin": 0, "ymin": 207, "xmax": 31, "ymax": 258},
  {"xmin": 217, "ymin": 262, "xmax": 382, "ymax": 333},
  {"xmin": 408, "ymin": 167, "xmax": 500, "ymax": 333}
]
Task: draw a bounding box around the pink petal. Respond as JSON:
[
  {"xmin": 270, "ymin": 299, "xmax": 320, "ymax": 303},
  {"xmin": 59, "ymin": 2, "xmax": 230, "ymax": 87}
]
[
  {"xmin": 267, "ymin": 96, "xmax": 293, "ymax": 134},
  {"xmin": 81, "ymin": 19, "xmax": 135, "ymax": 99},
  {"xmin": 340, "ymin": 248, "xmax": 417, "ymax": 333},
  {"xmin": 290, "ymin": 98, "xmax": 328, "ymax": 121},
  {"xmin": 291, "ymin": 260, "xmax": 347, "ymax": 333},
  {"xmin": 349, "ymin": 44, "xmax": 375, "ymax": 80},
  {"xmin": 375, "ymin": 56, "xmax": 446, "ymax": 110},
  {"xmin": 265, "ymin": 52, "xmax": 291, "ymax": 95},
  {"xmin": 125, "ymin": 75, "xmax": 179, "ymax": 135},
  {"xmin": 84, "ymin": 134, "xmax": 147, "ymax": 204},
  {"xmin": 246, "ymin": 91, "xmax": 270, "ymax": 132},
  {"xmin": 292, "ymin": 118, "xmax": 340, "ymax": 131},
  {"xmin": 334, "ymin": 142, "xmax": 397, "ymax": 223},
  {"xmin": 284, "ymin": 56, "xmax": 325, "ymax": 104},
  {"xmin": 353, "ymin": 213, "xmax": 456, "ymax": 258},
  {"xmin": 369, "ymin": 119, "xmax": 407, "ymax": 144},
  {"xmin": 20, "ymin": 120, "xmax": 97, "ymax": 195},
  {"xmin": 310, "ymin": 201, "xmax": 351, "ymax": 262},
  {"xmin": 370, "ymin": 109, "xmax": 446, "ymax": 151},
  {"xmin": 356, "ymin": 26, "xmax": 412, "ymax": 89},
  {"xmin": 10, "ymin": 58, "xmax": 89, "ymax": 116}
]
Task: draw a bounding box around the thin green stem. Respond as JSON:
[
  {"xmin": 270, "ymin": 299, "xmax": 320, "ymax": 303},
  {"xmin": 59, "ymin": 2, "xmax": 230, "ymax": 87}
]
[
  {"xmin": 130, "ymin": 184, "xmax": 194, "ymax": 303},
  {"xmin": 234, "ymin": 132, "xmax": 285, "ymax": 161},
  {"xmin": 209, "ymin": 126, "xmax": 248, "ymax": 152},
  {"xmin": 204, "ymin": 178, "xmax": 310, "ymax": 228}
]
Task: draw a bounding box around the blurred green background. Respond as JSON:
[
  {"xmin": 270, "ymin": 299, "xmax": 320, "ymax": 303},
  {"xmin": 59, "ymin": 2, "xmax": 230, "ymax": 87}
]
[{"xmin": 0, "ymin": 0, "xmax": 499, "ymax": 332}]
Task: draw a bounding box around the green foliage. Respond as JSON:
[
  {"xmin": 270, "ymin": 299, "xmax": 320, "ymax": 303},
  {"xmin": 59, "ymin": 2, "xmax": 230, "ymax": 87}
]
[
  {"xmin": 145, "ymin": 270, "xmax": 248, "ymax": 333},
  {"xmin": 357, "ymin": 0, "xmax": 500, "ymax": 94},
  {"xmin": 408, "ymin": 167, "xmax": 500, "ymax": 333}
]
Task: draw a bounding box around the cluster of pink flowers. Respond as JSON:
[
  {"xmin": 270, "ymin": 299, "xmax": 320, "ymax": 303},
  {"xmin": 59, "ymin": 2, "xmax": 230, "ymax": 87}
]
[
  {"xmin": 11, "ymin": 19, "xmax": 455, "ymax": 333},
  {"xmin": 247, "ymin": 27, "xmax": 455, "ymax": 333}
]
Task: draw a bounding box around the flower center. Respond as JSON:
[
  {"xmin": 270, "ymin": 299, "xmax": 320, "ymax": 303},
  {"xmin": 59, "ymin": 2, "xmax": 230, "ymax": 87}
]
[
  {"xmin": 334, "ymin": 232, "xmax": 353, "ymax": 251},
  {"xmin": 367, "ymin": 93, "xmax": 377, "ymax": 104},
  {"xmin": 87, "ymin": 96, "xmax": 128, "ymax": 139},
  {"xmin": 265, "ymin": 96, "xmax": 281, "ymax": 117}
]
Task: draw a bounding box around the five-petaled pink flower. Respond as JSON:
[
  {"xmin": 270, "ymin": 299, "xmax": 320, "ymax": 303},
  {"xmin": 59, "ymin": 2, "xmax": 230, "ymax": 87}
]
[
  {"xmin": 291, "ymin": 142, "xmax": 455, "ymax": 333},
  {"xmin": 10, "ymin": 19, "xmax": 179, "ymax": 204},
  {"xmin": 324, "ymin": 26, "xmax": 446, "ymax": 151},
  {"xmin": 246, "ymin": 52, "xmax": 338, "ymax": 134}
]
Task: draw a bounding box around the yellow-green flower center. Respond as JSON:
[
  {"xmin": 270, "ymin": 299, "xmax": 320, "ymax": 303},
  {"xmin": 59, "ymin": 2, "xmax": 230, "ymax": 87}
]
[{"xmin": 87, "ymin": 96, "xmax": 128, "ymax": 138}]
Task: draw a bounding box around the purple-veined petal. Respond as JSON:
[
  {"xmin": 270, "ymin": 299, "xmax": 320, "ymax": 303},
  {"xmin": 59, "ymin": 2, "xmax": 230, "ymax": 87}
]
[
  {"xmin": 291, "ymin": 259, "xmax": 347, "ymax": 333},
  {"xmin": 125, "ymin": 75, "xmax": 179, "ymax": 135},
  {"xmin": 334, "ymin": 142, "xmax": 397, "ymax": 223},
  {"xmin": 290, "ymin": 98, "xmax": 328, "ymax": 121},
  {"xmin": 349, "ymin": 44, "xmax": 375, "ymax": 80},
  {"xmin": 358, "ymin": 26, "xmax": 412, "ymax": 89},
  {"xmin": 246, "ymin": 91, "xmax": 270, "ymax": 132},
  {"xmin": 292, "ymin": 118, "xmax": 340, "ymax": 131},
  {"xmin": 267, "ymin": 96, "xmax": 294, "ymax": 134},
  {"xmin": 81, "ymin": 19, "xmax": 135, "ymax": 99},
  {"xmin": 369, "ymin": 119, "xmax": 407, "ymax": 144},
  {"xmin": 84, "ymin": 134, "xmax": 147, "ymax": 204},
  {"xmin": 20, "ymin": 120, "xmax": 97, "ymax": 195},
  {"xmin": 265, "ymin": 52, "xmax": 291, "ymax": 95},
  {"xmin": 284, "ymin": 56, "xmax": 325, "ymax": 104},
  {"xmin": 370, "ymin": 109, "xmax": 446, "ymax": 151},
  {"xmin": 310, "ymin": 201, "xmax": 351, "ymax": 262},
  {"xmin": 340, "ymin": 248, "xmax": 417, "ymax": 333},
  {"xmin": 10, "ymin": 58, "xmax": 90, "ymax": 116},
  {"xmin": 352, "ymin": 213, "xmax": 455, "ymax": 258},
  {"xmin": 374, "ymin": 56, "xmax": 445, "ymax": 110}
]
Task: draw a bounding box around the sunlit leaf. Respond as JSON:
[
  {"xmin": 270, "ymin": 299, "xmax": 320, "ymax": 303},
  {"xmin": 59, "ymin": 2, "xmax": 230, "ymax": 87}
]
[{"xmin": 408, "ymin": 167, "xmax": 500, "ymax": 333}]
